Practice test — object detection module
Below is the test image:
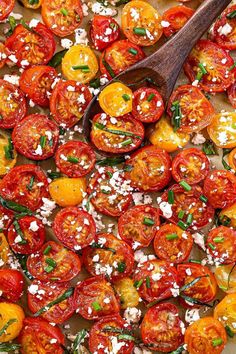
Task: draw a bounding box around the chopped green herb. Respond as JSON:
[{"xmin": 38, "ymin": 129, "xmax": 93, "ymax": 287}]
[
  {"xmin": 208, "ymin": 243, "xmax": 216, "ymax": 250},
  {"xmin": 72, "ymin": 329, "xmax": 88, "ymax": 351},
  {"xmin": 117, "ymin": 334, "xmax": 136, "ymax": 341},
  {"xmin": 101, "ymin": 189, "xmax": 111, "ymax": 194},
  {"xmin": 47, "ymin": 171, "xmax": 62, "ymax": 180},
  {"xmin": 91, "ymin": 242, "xmax": 116, "ymax": 254},
  {"xmin": 177, "ymin": 220, "xmax": 188, "ymax": 230},
  {"xmin": 92, "ymin": 301, "xmax": 101, "ymax": 311},
  {"xmin": 189, "ymin": 259, "xmax": 202, "ymax": 264},
  {"xmin": 200, "ymin": 195, "xmax": 208, "ymax": 203},
  {"xmin": 227, "ymin": 10, "xmax": 236, "ymax": 19},
  {"xmin": 72, "ymin": 65, "xmax": 90, "ymax": 73},
  {"xmin": 133, "ymin": 279, "xmax": 143, "ymax": 289},
  {"xmin": 117, "ymin": 261, "xmax": 126, "ymax": 273},
  {"xmin": 196, "ymin": 63, "xmax": 208, "ymax": 81},
  {"xmin": 26, "ymin": 176, "xmax": 34, "ymax": 191},
  {"xmin": 169, "ymin": 345, "xmax": 185, "ymax": 354},
  {"xmin": 222, "ymin": 148, "xmax": 232, "ymax": 171},
  {"xmin": 143, "ymin": 217, "xmax": 155, "ymax": 226},
  {"xmin": 225, "ymin": 325, "xmax": 234, "ymax": 338},
  {"xmin": 147, "ymin": 93, "xmax": 155, "ymax": 102},
  {"xmin": 146, "ymin": 276, "xmax": 151, "ymax": 288},
  {"xmin": 67, "ymin": 156, "xmax": 79, "ymax": 164},
  {"xmin": 0, "ymin": 343, "xmax": 21, "ymax": 352},
  {"xmin": 171, "ymin": 100, "xmax": 182, "ymax": 131},
  {"xmin": 0, "ymin": 196, "xmax": 33, "ymax": 215},
  {"xmin": 13, "ymin": 253, "xmax": 33, "ymax": 280},
  {"xmin": 43, "ymin": 245, "xmax": 52, "ymax": 255},
  {"xmin": 96, "ymin": 156, "xmax": 125, "ymax": 166},
  {"xmin": 40, "ymin": 136, "xmax": 46, "ymax": 148},
  {"xmin": 186, "ymin": 213, "xmax": 193, "ymax": 225},
  {"xmin": 124, "ymin": 164, "xmax": 133, "ymax": 172},
  {"xmin": 168, "ymin": 190, "xmax": 174, "ymax": 204},
  {"xmin": 4, "ymin": 138, "xmax": 14, "ymax": 160},
  {"xmin": 0, "ymin": 319, "xmax": 17, "ymax": 336},
  {"xmin": 48, "ymin": 50, "xmax": 68, "ymax": 67},
  {"xmin": 180, "ymin": 275, "xmax": 209, "ymax": 293},
  {"xmin": 60, "ymin": 8, "xmax": 68, "ymax": 15},
  {"xmin": 89, "ymin": 78, "xmax": 101, "ymax": 89},
  {"xmin": 133, "ymin": 27, "xmax": 146, "ymax": 36},
  {"xmin": 13, "ymin": 220, "xmax": 27, "ymax": 245},
  {"xmin": 121, "ymin": 138, "xmax": 132, "ymax": 146},
  {"xmin": 122, "ymin": 94, "xmax": 131, "ymax": 102},
  {"xmin": 229, "ymin": 62, "xmax": 236, "ymax": 71},
  {"xmin": 93, "ymin": 122, "xmax": 142, "ymax": 139},
  {"xmin": 102, "ymin": 58, "xmax": 115, "ymax": 78},
  {"xmin": 202, "ymin": 140, "xmax": 217, "ymax": 155},
  {"xmin": 6, "ymin": 16, "xmax": 17, "ymax": 36},
  {"xmin": 179, "ymin": 180, "xmax": 191, "ymax": 191},
  {"xmin": 128, "ymin": 48, "xmax": 138, "ymax": 55},
  {"xmin": 178, "ymin": 210, "xmax": 185, "ymax": 219},
  {"xmin": 212, "ymin": 338, "xmax": 223, "ymax": 347},
  {"xmin": 213, "ymin": 236, "xmax": 224, "ymax": 243},
  {"xmin": 166, "ymin": 233, "xmax": 178, "ymax": 240}
]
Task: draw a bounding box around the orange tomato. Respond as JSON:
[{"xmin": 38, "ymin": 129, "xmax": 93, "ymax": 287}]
[
  {"xmin": 113, "ymin": 277, "xmax": 140, "ymax": 309},
  {"xmin": 207, "ymin": 112, "xmax": 236, "ymax": 148},
  {"xmin": 0, "ymin": 233, "xmax": 10, "ymax": 267},
  {"xmin": 215, "ymin": 263, "xmax": 236, "ymax": 293},
  {"xmin": 49, "ymin": 177, "xmax": 86, "ymax": 207},
  {"xmin": 20, "ymin": 0, "xmax": 42, "ymax": 9},
  {"xmin": 219, "ymin": 203, "xmax": 236, "ymax": 229},
  {"xmin": 0, "ymin": 302, "xmax": 25, "ymax": 342},
  {"xmin": 214, "ymin": 293, "xmax": 236, "ymax": 334}
]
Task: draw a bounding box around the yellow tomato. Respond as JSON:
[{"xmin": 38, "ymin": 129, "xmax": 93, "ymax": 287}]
[
  {"xmin": 214, "ymin": 293, "xmax": 236, "ymax": 334},
  {"xmin": 0, "ymin": 131, "xmax": 17, "ymax": 176},
  {"xmin": 49, "ymin": 177, "xmax": 86, "ymax": 207},
  {"xmin": 0, "ymin": 233, "xmax": 10, "ymax": 267},
  {"xmin": 0, "ymin": 303, "xmax": 25, "ymax": 342},
  {"xmin": 215, "ymin": 263, "xmax": 236, "ymax": 293},
  {"xmin": 62, "ymin": 45, "xmax": 98, "ymax": 84},
  {"xmin": 148, "ymin": 116, "xmax": 190, "ymax": 152},
  {"xmin": 20, "ymin": 0, "xmax": 42, "ymax": 9},
  {"xmin": 207, "ymin": 112, "xmax": 236, "ymax": 148},
  {"xmin": 121, "ymin": 0, "xmax": 163, "ymax": 46},
  {"xmin": 219, "ymin": 203, "xmax": 236, "ymax": 229},
  {"xmin": 99, "ymin": 82, "xmax": 133, "ymax": 117},
  {"xmin": 113, "ymin": 277, "xmax": 139, "ymax": 309}
]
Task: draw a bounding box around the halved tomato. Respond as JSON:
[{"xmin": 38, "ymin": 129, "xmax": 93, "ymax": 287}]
[
  {"xmin": 0, "ymin": 131, "xmax": 17, "ymax": 176},
  {"xmin": 0, "ymin": 205, "xmax": 14, "ymax": 233},
  {"xmin": 215, "ymin": 263, "xmax": 236, "ymax": 293},
  {"xmin": 162, "ymin": 5, "xmax": 194, "ymax": 37},
  {"xmin": 53, "ymin": 207, "xmax": 96, "ymax": 251},
  {"xmin": 50, "ymin": 79, "xmax": 92, "ymax": 128},
  {"xmin": 214, "ymin": 294, "xmax": 236, "ymax": 334},
  {"xmin": 90, "ymin": 113, "xmax": 144, "ymax": 154},
  {"xmin": 90, "ymin": 15, "xmax": 120, "ymax": 51},
  {"xmin": 0, "ymin": 43, "xmax": 8, "ymax": 69},
  {"xmin": 206, "ymin": 226, "xmax": 236, "ymax": 264},
  {"xmin": 73, "ymin": 275, "xmax": 120, "ymax": 320},
  {"xmin": 141, "ymin": 303, "xmax": 184, "ymax": 353},
  {"xmin": 0, "ymin": 269, "xmax": 24, "ymax": 302},
  {"xmin": 0, "ymin": 0, "xmax": 15, "ymax": 21},
  {"xmin": 27, "ymin": 241, "xmax": 81, "ymax": 282},
  {"xmin": 132, "ymin": 87, "xmax": 164, "ymax": 123},
  {"xmin": 211, "ymin": 5, "xmax": 236, "ymax": 50},
  {"xmin": 207, "ymin": 112, "xmax": 236, "ymax": 148},
  {"xmin": 219, "ymin": 202, "xmax": 236, "ymax": 229},
  {"xmin": 113, "ymin": 277, "xmax": 140, "ymax": 309},
  {"xmin": 227, "ymin": 82, "xmax": 236, "ymax": 109},
  {"xmin": 0, "ymin": 302, "xmax": 25, "ymax": 342},
  {"xmin": 0, "ymin": 233, "xmax": 10, "ymax": 267},
  {"xmin": 12, "ymin": 114, "xmax": 59, "ymax": 161}
]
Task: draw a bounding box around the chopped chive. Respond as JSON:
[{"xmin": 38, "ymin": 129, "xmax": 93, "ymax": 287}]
[
  {"xmin": 67, "ymin": 156, "xmax": 79, "ymax": 163},
  {"xmin": 47, "ymin": 171, "xmax": 62, "ymax": 180},
  {"xmin": 213, "ymin": 236, "xmax": 224, "ymax": 243},
  {"xmin": 219, "ymin": 284, "xmax": 228, "ymax": 291},
  {"xmin": 117, "ymin": 334, "xmax": 136, "ymax": 341},
  {"xmin": 133, "ymin": 27, "xmax": 146, "ymax": 36},
  {"xmin": 45, "ymin": 258, "xmax": 57, "ymax": 267},
  {"xmin": 133, "ymin": 279, "xmax": 143, "ymax": 288},
  {"xmin": 229, "ymin": 62, "xmax": 236, "ymax": 71},
  {"xmin": 43, "ymin": 245, "xmax": 52, "ymax": 255},
  {"xmin": 72, "ymin": 65, "xmax": 90, "ymax": 72},
  {"xmin": 121, "ymin": 138, "xmax": 132, "ymax": 146},
  {"xmin": 179, "ymin": 180, "xmax": 191, "ymax": 191},
  {"xmin": 102, "ymin": 58, "xmax": 115, "ymax": 78},
  {"xmin": 147, "ymin": 93, "xmax": 155, "ymax": 102},
  {"xmin": 180, "ymin": 275, "xmax": 209, "ymax": 293},
  {"xmin": 177, "ymin": 220, "xmax": 188, "ymax": 230},
  {"xmin": 107, "ymin": 171, "xmax": 113, "ymax": 178},
  {"xmin": 122, "ymin": 94, "xmax": 130, "ymax": 102},
  {"xmin": 212, "ymin": 338, "xmax": 223, "ymax": 347},
  {"xmin": 219, "ymin": 214, "xmax": 231, "ymax": 226},
  {"xmin": 128, "ymin": 48, "xmax": 138, "ymax": 55},
  {"xmin": 189, "ymin": 259, "xmax": 201, "ymax": 264},
  {"xmin": 196, "ymin": 63, "xmax": 208, "ymax": 81},
  {"xmin": 143, "ymin": 217, "xmax": 155, "ymax": 226},
  {"xmin": 4, "ymin": 138, "xmax": 14, "ymax": 160},
  {"xmin": 92, "ymin": 301, "xmax": 101, "ymax": 311},
  {"xmin": 72, "ymin": 329, "xmax": 88, "ymax": 351},
  {"xmin": 117, "ymin": 261, "xmax": 126, "ymax": 273},
  {"xmin": 124, "ymin": 164, "xmax": 133, "ymax": 172},
  {"xmin": 60, "ymin": 8, "xmax": 68, "ymax": 16},
  {"xmin": 208, "ymin": 242, "xmax": 216, "ymax": 250},
  {"xmin": 225, "ymin": 325, "xmax": 234, "ymax": 338},
  {"xmin": 146, "ymin": 276, "xmax": 151, "ymax": 288},
  {"xmin": 40, "ymin": 136, "xmax": 46, "ymax": 148},
  {"xmin": 171, "ymin": 100, "xmax": 182, "ymax": 131},
  {"xmin": 227, "ymin": 10, "xmax": 236, "ymax": 19},
  {"xmin": 13, "ymin": 220, "xmax": 27, "ymax": 244},
  {"xmin": 26, "ymin": 176, "xmax": 34, "ymax": 191},
  {"xmin": 93, "ymin": 122, "xmax": 141, "ymax": 139},
  {"xmin": 44, "ymin": 265, "xmax": 54, "ymax": 273},
  {"xmin": 101, "ymin": 189, "xmax": 111, "ymax": 194},
  {"xmin": 168, "ymin": 190, "xmax": 174, "ymax": 204},
  {"xmin": 200, "ymin": 195, "xmax": 208, "ymax": 203},
  {"xmin": 186, "ymin": 213, "xmax": 193, "ymax": 225},
  {"xmin": 109, "ymin": 22, "xmax": 117, "ymax": 30},
  {"xmin": 166, "ymin": 233, "xmax": 178, "ymax": 240},
  {"xmin": 178, "ymin": 210, "xmax": 185, "ymax": 219}
]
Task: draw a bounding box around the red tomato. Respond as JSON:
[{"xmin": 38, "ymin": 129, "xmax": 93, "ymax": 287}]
[
  {"xmin": 100, "ymin": 39, "xmax": 145, "ymax": 79},
  {"xmin": 141, "ymin": 303, "xmax": 184, "ymax": 352},
  {"xmin": 5, "ymin": 23, "xmax": 55, "ymax": 68},
  {"xmin": 132, "ymin": 87, "xmax": 164, "ymax": 123},
  {"xmin": 171, "ymin": 148, "xmax": 210, "ymax": 185},
  {"xmin": 167, "ymin": 85, "xmax": 215, "ymax": 133},
  {"xmin": 55, "ymin": 141, "xmax": 96, "ymax": 178},
  {"xmin": 203, "ymin": 170, "xmax": 236, "ymax": 209},
  {"xmin": 90, "ymin": 113, "xmax": 145, "ymax": 154},
  {"xmin": 0, "ymin": 269, "xmax": 24, "ymax": 302},
  {"xmin": 0, "ymin": 164, "xmax": 49, "ymax": 211},
  {"xmin": 162, "ymin": 6, "xmax": 194, "ymax": 37},
  {"xmin": 18, "ymin": 317, "xmax": 65, "ymax": 354},
  {"xmin": 7, "ymin": 216, "xmax": 45, "ymax": 255},
  {"xmin": 27, "ymin": 241, "xmax": 81, "ymax": 282},
  {"xmin": 53, "ymin": 207, "xmax": 96, "ymax": 251},
  {"xmin": 50, "ymin": 79, "xmax": 92, "ymax": 128},
  {"xmin": 227, "ymin": 81, "xmax": 236, "ymax": 108},
  {"xmin": 133, "ymin": 259, "xmax": 178, "ymax": 303},
  {"xmin": 124, "ymin": 146, "xmax": 172, "ymax": 192},
  {"xmin": 0, "ymin": 79, "xmax": 27, "ymax": 129},
  {"xmin": 82, "ymin": 233, "xmax": 134, "ymax": 281},
  {"xmin": 87, "ymin": 167, "xmax": 132, "ymax": 217},
  {"xmin": 0, "ymin": 0, "xmax": 15, "ymax": 21},
  {"xmin": 27, "ymin": 280, "xmax": 75, "ymax": 324},
  {"xmin": 0, "ymin": 205, "xmax": 14, "ymax": 233},
  {"xmin": 159, "ymin": 184, "xmax": 215, "ymax": 230},
  {"xmin": 211, "ymin": 5, "xmax": 236, "ymax": 50},
  {"xmin": 90, "ymin": 15, "xmax": 120, "ymax": 51},
  {"xmin": 12, "ymin": 114, "xmax": 59, "ymax": 161},
  {"xmin": 177, "ymin": 263, "xmax": 217, "ymax": 307},
  {"xmin": 19, "ymin": 65, "xmax": 57, "ymax": 107},
  {"xmin": 41, "ymin": 0, "xmax": 83, "ymax": 37},
  {"xmin": 184, "ymin": 39, "xmax": 235, "ymax": 92},
  {"xmin": 206, "ymin": 226, "xmax": 236, "ymax": 264},
  {"xmin": 118, "ymin": 205, "xmax": 160, "ymax": 249},
  {"xmin": 73, "ymin": 275, "xmax": 120, "ymax": 320},
  {"xmin": 0, "ymin": 43, "xmax": 8, "ymax": 69},
  {"xmin": 89, "ymin": 314, "xmax": 134, "ymax": 354},
  {"xmin": 154, "ymin": 223, "xmax": 193, "ymax": 264}
]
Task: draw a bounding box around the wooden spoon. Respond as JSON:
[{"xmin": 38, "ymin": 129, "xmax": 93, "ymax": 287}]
[{"xmin": 83, "ymin": 0, "xmax": 232, "ymax": 151}]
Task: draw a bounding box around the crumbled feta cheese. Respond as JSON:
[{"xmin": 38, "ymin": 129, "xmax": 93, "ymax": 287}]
[{"xmin": 29, "ymin": 221, "xmax": 39, "ymax": 232}]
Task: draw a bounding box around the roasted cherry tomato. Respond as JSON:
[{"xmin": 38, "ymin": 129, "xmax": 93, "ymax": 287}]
[
  {"xmin": 228, "ymin": 148, "xmax": 236, "ymax": 171},
  {"xmin": 82, "ymin": 233, "xmax": 134, "ymax": 281},
  {"xmin": 133, "ymin": 259, "xmax": 178, "ymax": 303},
  {"xmin": 89, "ymin": 314, "xmax": 134, "ymax": 354},
  {"xmin": 41, "ymin": 0, "xmax": 83, "ymax": 37},
  {"xmin": 118, "ymin": 205, "xmax": 160, "ymax": 249},
  {"xmin": 162, "ymin": 5, "xmax": 194, "ymax": 37},
  {"xmin": 27, "ymin": 241, "xmax": 81, "ymax": 282},
  {"xmin": 50, "ymin": 79, "xmax": 92, "ymax": 128},
  {"xmin": 219, "ymin": 203, "xmax": 236, "ymax": 229},
  {"xmin": 0, "ymin": 233, "xmax": 10, "ymax": 267},
  {"xmin": 49, "ymin": 177, "xmax": 86, "ymax": 207},
  {"xmin": 206, "ymin": 226, "xmax": 236, "ymax": 264},
  {"xmin": 91, "ymin": 113, "xmax": 144, "ymax": 154},
  {"xmin": 0, "ymin": 269, "xmax": 24, "ymax": 302},
  {"xmin": 211, "ymin": 5, "xmax": 236, "ymax": 50},
  {"xmin": 113, "ymin": 277, "xmax": 139, "ymax": 309},
  {"xmin": 12, "ymin": 114, "xmax": 59, "ymax": 161},
  {"xmin": 154, "ymin": 223, "xmax": 193, "ymax": 264},
  {"xmin": 121, "ymin": 0, "xmax": 163, "ymax": 46},
  {"xmin": 207, "ymin": 112, "xmax": 236, "ymax": 148},
  {"xmin": 100, "ymin": 39, "xmax": 145, "ymax": 80},
  {"xmin": 5, "ymin": 23, "xmax": 56, "ymax": 68},
  {"xmin": 184, "ymin": 39, "xmax": 235, "ymax": 92},
  {"xmin": 0, "ymin": 205, "xmax": 14, "ymax": 233},
  {"xmin": 20, "ymin": 0, "xmax": 42, "ymax": 9},
  {"xmin": 7, "ymin": 216, "xmax": 45, "ymax": 255},
  {"xmin": 90, "ymin": 15, "xmax": 120, "ymax": 51},
  {"xmin": 148, "ymin": 116, "xmax": 190, "ymax": 152},
  {"xmin": 215, "ymin": 263, "xmax": 236, "ymax": 293},
  {"xmin": 0, "ymin": 43, "xmax": 8, "ymax": 69},
  {"xmin": 141, "ymin": 303, "xmax": 184, "ymax": 352},
  {"xmin": 203, "ymin": 170, "xmax": 236, "ymax": 209},
  {"xmin": 177, "ymin": 263, "xmax": 217, "ymax": 307},
  {"xmin": 62, "ymin": 45, "xmax": 98, "ymax": 83},
  {"xmin": 159, "ymin": 184, "xmax": 215, "ymax": 230},
  {"xmin": 171, "ymin": 148, "xmax": 210, "ymax": 184},
  {"xmin": 74, "ymin": 275, "xmax": 120, "ymax": 320},
  {"xmin": 167, "ymin": 85, "xmax": 215, "ymax": 133},
  {"xmin": 132, "ymin": 87, "xmax": 164, "ymax": 123},
  {"xmin": 53, "ymin": 207, "xmax": 96, "ymax": 251},
  {"xmin": 0, "ymin": 79, "xmax": 27, "ymax": 129},
  {"xmin": 55, "ymin": 141, "xmax": 96, "ymax": 177},
  {"xmin": 87, "ymin": 167, "xmax": 132, "ymax": 217},
  {"xmin": 0, "ymin": 302, "xmax": 25, "ymax": 342},
  {"xmin": 19, "ymin": 65, "xmax": 57, "ymax": 107},
  {"xmin": 184, "ymin": 317, "xmax": 227, "ymax": 354},
  {"xmin": 0, "ymin": 131, "xmax": 17, "ymax": 176},
  {"xmin": 18, "ymin": 317, "xmax": 65, "ymax": 354},
  {"xmin": 124, "ymin": 146, "xmax": 172, "ymax": 192},
  {"xmin": 214, "ymin": 294, "xmax": 236, "ymax": 334},
  {"xmin": 0, "ymin": 164, "xmax": 49, "ymax": 211},
  {"xmin": 227, "ymin": 82, "xmax": 236, "ymax": 109},
  {"xmin": 0, "ymin": 0, "xmax": 15, "ymax": 21},
  {"xmin": 27, "ymin": 280, "xmax": 75, "ymax": 324}
]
